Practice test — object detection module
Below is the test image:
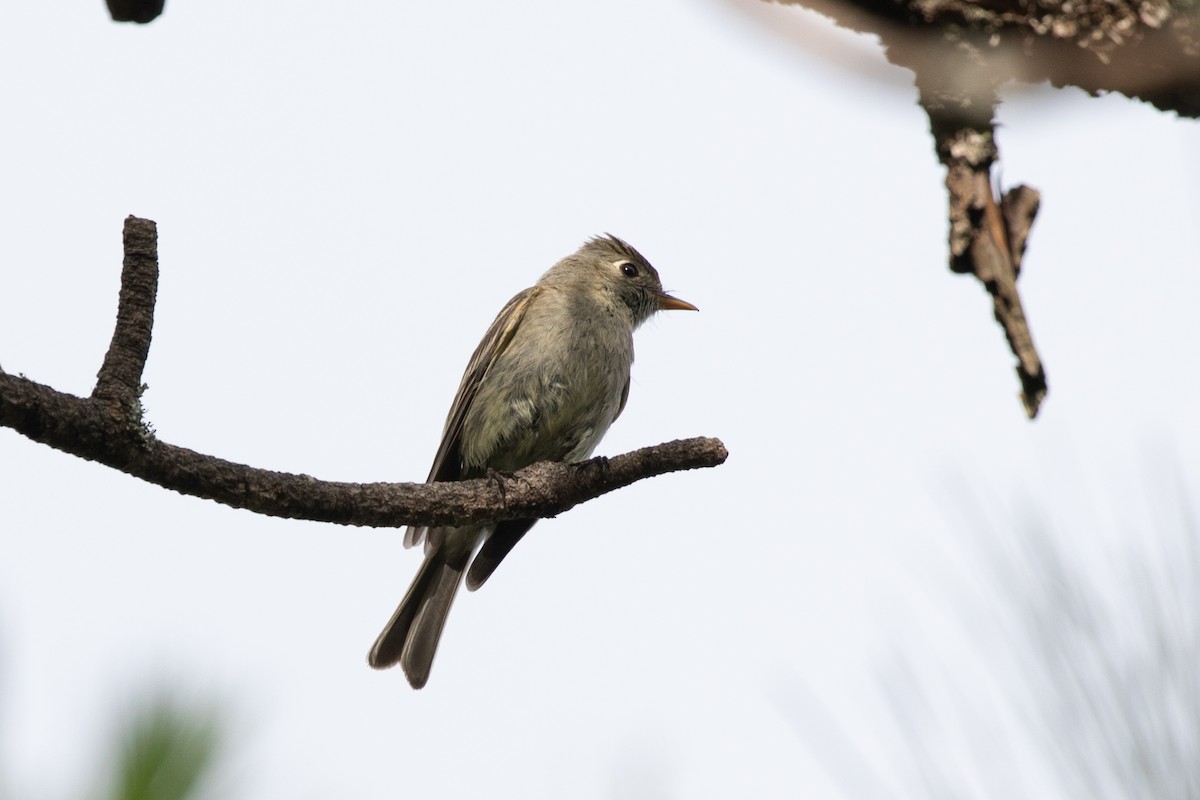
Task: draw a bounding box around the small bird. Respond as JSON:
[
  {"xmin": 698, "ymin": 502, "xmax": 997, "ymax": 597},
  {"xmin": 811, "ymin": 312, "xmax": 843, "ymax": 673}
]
[{"xmin": 367, "ymin": 234, "xmax": 696, "ymax": 688}]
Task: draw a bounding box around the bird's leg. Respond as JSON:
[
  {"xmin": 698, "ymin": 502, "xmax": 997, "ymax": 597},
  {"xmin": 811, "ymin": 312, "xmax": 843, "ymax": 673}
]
[
  {"xmin": 484, "ymin": 467, "xmax": 520, "ymax": 504},
  {"xmin": 580, "ymin": 455, "xmax": 610, "ymax": 472}
]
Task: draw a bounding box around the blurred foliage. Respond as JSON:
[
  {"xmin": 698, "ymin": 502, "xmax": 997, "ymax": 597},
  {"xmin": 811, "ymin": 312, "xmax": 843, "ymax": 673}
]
[
  {"xmin": 887, "ymin": 479, "xmax": 1200, "ymax": 799},
  {"xmin": 106, "ymin": 695, "xmax": 221, "ymax": 800},
  {"xmin": 781, "ymin": 471, "xmax": 1200, "ymax": 799}
]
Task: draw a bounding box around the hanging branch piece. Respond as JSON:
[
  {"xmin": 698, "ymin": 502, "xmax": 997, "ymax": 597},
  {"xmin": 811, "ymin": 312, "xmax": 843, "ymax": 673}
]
[
  {"xmin": 932, "ymin": 116, "xmax": 1045, "ymax": 418},
  {"xmin": 0, "ymin": 216, "xmax": 727, "ymax": 528},
  {"xmin": 911, "ymin": 55, "xmax": 1047, "ymax": 418}
]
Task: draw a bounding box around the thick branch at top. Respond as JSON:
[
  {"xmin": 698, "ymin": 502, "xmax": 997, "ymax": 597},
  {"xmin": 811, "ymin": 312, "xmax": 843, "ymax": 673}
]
[
  {"xmin": 0, "ymin": 216, "xmax": 727, "ymax": 529},
  {"xmin": 766, "ymin": 0, "xmax": 1200, "ymax": 117}
]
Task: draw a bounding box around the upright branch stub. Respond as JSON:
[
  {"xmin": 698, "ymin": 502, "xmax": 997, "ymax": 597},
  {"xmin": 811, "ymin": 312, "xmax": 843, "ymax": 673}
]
[{"xmin": 92, "ymin": 217, "xmax": 159, "ymax": 408}]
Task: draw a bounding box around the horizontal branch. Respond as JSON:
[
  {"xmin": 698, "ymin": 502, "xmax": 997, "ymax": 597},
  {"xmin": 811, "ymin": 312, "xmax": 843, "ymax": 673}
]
[
  {"xmin": 0, "ymin": 370, "xmax": 725, "ymax": 525},
  {"xmin": 0, "ymin": 216, "xmax": 726, "ymax": 528}
]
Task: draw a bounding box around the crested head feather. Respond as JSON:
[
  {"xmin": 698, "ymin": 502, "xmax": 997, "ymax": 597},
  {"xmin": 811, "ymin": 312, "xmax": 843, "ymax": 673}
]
[
  {"xmin": 583, "ymin": 234, "xmax": 653, "ymax": 271},
  {"xmin": 537, "ymin": 233, "xmax": 668, "ymax": 326}
]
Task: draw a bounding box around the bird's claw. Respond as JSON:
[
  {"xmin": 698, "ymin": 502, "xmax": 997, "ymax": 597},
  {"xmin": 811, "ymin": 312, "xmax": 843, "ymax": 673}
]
[{"xmin": 485, "ymin": 468, "xmax": 522, "ymax": 502}]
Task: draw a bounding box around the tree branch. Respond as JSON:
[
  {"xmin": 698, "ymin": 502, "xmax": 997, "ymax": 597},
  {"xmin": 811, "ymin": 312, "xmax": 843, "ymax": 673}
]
[
  {"xmin": 0, "ymin": 217, "xmax": 727, "ymax": 529},
  {"xmin": 751, "ymin": 0, "xmax": 1066, "ymax": 416},
  {"xmin": 755, "ymin": 0, "xmax": 1199, "ymax": 415},
  {"xmin": 765, "ymin": 0, "xmax": 1200, "ymax": 117},
  {"xmin": 106, "ymin": 0, "xmax": 165, "ymax": 24},
  {"xmin": 917, "ymin": 79, "xmax": 1047, "ymax": 418},
  {"xmin": 93, "ymin": 217, "xmax": 158, "ymax": 406}
]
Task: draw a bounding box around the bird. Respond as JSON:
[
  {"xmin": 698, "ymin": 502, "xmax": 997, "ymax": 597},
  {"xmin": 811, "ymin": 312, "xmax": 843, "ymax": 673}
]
[{"xmin": 367, "ymin": 234, "xmax": 696, "ymax": 688}]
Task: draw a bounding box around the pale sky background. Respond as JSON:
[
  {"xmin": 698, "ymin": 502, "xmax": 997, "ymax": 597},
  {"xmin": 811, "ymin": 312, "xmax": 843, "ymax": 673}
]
[{"xmin": 2, "ymin": 2, "xmax": 1199, "ymax": 798}]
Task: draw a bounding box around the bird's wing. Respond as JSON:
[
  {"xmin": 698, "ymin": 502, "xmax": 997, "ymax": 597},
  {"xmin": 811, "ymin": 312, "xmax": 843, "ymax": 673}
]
[
  {"xmin": 404, "ymin": 286, "xmax": 539, "ymax": 548},
  {"xmin": 614, "ymin": 375, "xmax": 631, "ymax": 422}
]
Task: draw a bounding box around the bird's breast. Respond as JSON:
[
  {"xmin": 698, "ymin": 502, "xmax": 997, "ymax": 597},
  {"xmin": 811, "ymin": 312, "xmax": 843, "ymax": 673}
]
[{"xmin": 460, "ymin": 305, "xmax": 634, "ymax": 472}]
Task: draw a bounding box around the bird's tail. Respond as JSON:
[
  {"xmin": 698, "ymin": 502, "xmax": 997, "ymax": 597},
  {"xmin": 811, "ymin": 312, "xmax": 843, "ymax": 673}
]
[{"xmin": 367, "ymin": 541, "xmax": 469, "ymax": 689}]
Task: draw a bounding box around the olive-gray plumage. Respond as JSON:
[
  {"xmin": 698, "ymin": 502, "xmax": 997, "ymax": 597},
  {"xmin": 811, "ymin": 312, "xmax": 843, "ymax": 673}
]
[{"xmin": 367, "ymin": 235, "xmax": 695, "ymax": 688}]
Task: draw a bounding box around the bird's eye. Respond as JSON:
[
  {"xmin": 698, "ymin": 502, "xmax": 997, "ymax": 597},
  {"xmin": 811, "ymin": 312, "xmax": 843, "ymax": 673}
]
[{"xmin": 619, "ymin": 262, "xmax": 638, "ymax": 278}]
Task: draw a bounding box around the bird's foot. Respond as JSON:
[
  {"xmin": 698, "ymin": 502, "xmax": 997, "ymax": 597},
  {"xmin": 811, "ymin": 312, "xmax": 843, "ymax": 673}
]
[
  {"xmin": 485, "ymin": 467, "xmax": 522, "ymax": 502},
  {"xmin": 581, "ymin": 455, "xmax": 611, "ymax": 472}
]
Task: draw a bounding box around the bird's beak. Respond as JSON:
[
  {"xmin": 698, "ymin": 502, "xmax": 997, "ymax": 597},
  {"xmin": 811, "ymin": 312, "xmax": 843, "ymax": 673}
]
[{"xmin": 656, "ymin": 293, "xmax": 699, "ymax": 312}]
